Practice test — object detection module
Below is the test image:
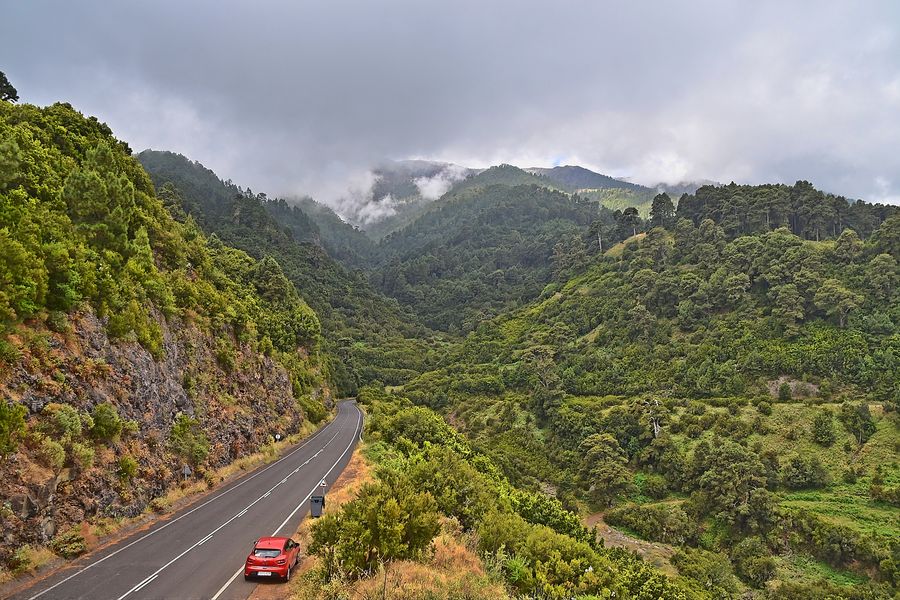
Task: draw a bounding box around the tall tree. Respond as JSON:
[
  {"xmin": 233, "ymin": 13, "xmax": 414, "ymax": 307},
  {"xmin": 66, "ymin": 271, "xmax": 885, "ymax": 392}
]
[
  {"xmin": 0, "ymin": 71, "xmax": 18, "ymax": 103},
  {"xmin": 649, "ymin": 193, "xmax": 675, "ymax": 229}
]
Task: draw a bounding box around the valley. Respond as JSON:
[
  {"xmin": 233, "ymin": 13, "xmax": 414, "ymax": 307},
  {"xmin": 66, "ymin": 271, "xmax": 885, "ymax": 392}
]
[{"xmin": 1, "ymin": 96, "xmax": 899, "ymax": 600}]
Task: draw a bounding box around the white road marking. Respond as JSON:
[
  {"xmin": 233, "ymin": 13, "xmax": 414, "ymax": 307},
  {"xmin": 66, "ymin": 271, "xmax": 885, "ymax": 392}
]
[
  {"xmin": 210, "ymin": 407, "xmax": 362, "ymax": 600},
  {"xmin": 112, "ymin": 416, "xmax": 351, "ymax": 600},
  {"xmin": 197, "ymin": 533, "xmax": 214, "ymax": 546},
  {"xmin": 23, "ymin": 407, "xmax": 348, "ymax": 600}
]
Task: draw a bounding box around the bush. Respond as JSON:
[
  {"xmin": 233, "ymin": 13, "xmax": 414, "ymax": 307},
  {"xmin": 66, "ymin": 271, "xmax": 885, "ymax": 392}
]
[
  {"xmin": 642, "ymin": 474, "xmax": 669, "ymax": 499},
  {"xmin": 41, "ymin": 402, "xmax": 86, "ymax": 442},
  {"xmin": 37, "ymin": 435, "xmax": 66, "ymax": 471},
  {"xmin": 46, "ymin": 310, "xmax": 70, "ymax": 333},
  {"xmin": 672, "ymin": 547, "xmax": 737, "ymax": 595},
  {"xmin": 756, "ymin": 401, "xmax": 772, "ymax": 415},
  {"xmin": 778, "ymin": 382, "xmax": 792, "ymax": 401},
  {"xmin": 8, "ymin": 545, "xmax": 37, "ymax": 574},
  {"xmin": 839, "ymin": 402, "xmax": 876, "ymax": 445},
  {"xmin": 117, "ymin": 455, "xmax": 138, "ymax": 481},
  {"xmin": 71, "ymin": 442, "xmax": 94, "ymax": 470},
  {"xmin": 782, "ymin": 455, "xmax": 830, "ymax": 489},
  {"xmin": 0, "ymin": 401, "xmax": 27, "ymax": 456},
  {"xmin": 811, "ymin": 409, "xmax": 836, "ymax": 446},
  {"xmin": 605, "ymin": 503, "xmax": 698, "ymax": 545},
  {"xmin": 309, "ymin": 475, "xmax": 440, "ymax": 578},
  {"xmin": 90, "ymin": 402, "xmax": 123, "ymax": 441},
  {"xmin": 50, "ymin": 528, "xmax": 87, "ymax": 558},
  {"xmin": 731, "ymin": 536, "xmax": 775, "ymax": 587},
  {"xmin": 168, "ymin": 414, "xmax": 210, "ymax": 467}
]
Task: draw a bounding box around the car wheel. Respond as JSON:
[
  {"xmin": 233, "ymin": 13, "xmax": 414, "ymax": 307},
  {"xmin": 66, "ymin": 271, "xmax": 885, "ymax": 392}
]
[{"xmin": 244, "ymin": 575, "xmax": 250, "ymax": 581}]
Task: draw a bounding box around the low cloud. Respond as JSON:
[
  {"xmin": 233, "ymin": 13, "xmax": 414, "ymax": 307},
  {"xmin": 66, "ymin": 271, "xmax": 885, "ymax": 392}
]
[
  {"xmin": 413, "ymin": 164, "xmax": 470, "ymax": 200},
  {"xmin": 4, "ymin": 1, "xmax": 899, "ymax": 207}
]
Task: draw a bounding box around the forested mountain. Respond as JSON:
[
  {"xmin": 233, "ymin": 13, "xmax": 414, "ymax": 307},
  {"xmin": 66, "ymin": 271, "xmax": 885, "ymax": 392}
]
[
  {"xmin": 0, "ymin": 101, "xmax": 331, "ymax": 564},
  {"xmin": 401, "ymin": 213, "xmax": 900, "ymax": 597},
  {"xmin": 372, "ymin": 183, "xmax": 608, "ymax": 331},
  {"xmin": 270, "ymin": 195, "xmax": 377, "ymax": 270},
  {"xmin": 137, "ymin": 150, "xmax": 440, "ymax": 393},
  {"xmin": 527, "ymin": 165, "xmax": 648, "ymax": 192},
  {"xmin": 346, "ymin": 160, "xmax": 475, "ymax": 240}
]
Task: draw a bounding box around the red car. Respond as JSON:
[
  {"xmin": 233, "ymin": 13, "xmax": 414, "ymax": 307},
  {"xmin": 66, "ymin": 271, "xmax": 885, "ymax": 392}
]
[{"xmin": 244, "ymin": 536, "xmax": 301, "ymax": 581}]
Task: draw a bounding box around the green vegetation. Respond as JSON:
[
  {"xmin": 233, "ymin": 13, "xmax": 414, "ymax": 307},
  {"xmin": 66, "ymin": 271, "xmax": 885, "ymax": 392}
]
[
  {"xmin": 2, "ymin": 88, "xmax": 898, "ymax": 597},
  {"xmin": 168, "ymin": 414, "xmax": 210, "ymax": 467},
  {"xmin": 137, "ymin": 149, "xmax": 440, "ymax": 394},
  {"xmin": 397, "ymin": 204, "xmax": 899, "ymax": 596},
  {"xmin": 0, "ymin": 401, "xmax": 27, "ymax": 456},
  {"xmin": 312, "ymin": 387, "xmax": 700, "ymax": 599},
  {"xmin": 374, "ymin": 183, "xmax": 605, "ymax": 331}
]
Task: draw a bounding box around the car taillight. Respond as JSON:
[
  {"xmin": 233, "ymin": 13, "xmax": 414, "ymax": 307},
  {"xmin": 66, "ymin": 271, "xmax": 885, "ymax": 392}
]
[
  {"xmin": 247, "ymin": 557, "xmax": 256, "ymax": 565},
  {"xmin": 276, "ymin": 559, "xmax": 286, "ymax": 565}
]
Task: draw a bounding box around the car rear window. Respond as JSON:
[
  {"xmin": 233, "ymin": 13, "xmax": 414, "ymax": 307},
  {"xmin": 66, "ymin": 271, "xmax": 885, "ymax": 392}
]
[{"xmin": 253, "ymin": 549, "xmax": 281, "ymax": 558}]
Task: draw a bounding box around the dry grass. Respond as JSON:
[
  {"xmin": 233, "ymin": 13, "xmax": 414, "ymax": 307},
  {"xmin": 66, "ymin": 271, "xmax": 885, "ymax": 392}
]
[
  {"xmin": 341, "ymin": 530, "xmax": 507, "ymax": 600},
  {"xmin": 0, "ymin": 546, "xmax": 57, "ymax": 585}
]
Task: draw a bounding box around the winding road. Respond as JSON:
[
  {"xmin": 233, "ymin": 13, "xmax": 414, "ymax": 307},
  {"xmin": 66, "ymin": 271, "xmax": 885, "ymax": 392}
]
[{"xmin": 10, "ymin": 400, "xmax": 362, "ymax": 600}]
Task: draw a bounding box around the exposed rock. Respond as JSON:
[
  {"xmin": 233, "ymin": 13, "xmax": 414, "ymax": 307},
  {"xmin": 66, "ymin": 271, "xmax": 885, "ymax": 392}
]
[{"xmin": 0, "ymin": 309, "xmax": 326, "ymax": 564}]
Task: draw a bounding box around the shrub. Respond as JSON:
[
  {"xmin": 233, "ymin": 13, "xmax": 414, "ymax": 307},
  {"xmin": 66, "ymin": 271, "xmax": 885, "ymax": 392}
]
[
  {"xmin": 168, "ymin": 414, "xmax": 210, "ymax": 467},
  {"xmin": 0, "ymin": 401, "xmax": 28, "ymax": 456},
  {"xmin": 214, "ymin": 337, "xmax": 236, "ymax": 373},
  {"xmin": 46, "ymin": 311, "xmax": 70, "ymax": 333},
  {"xmin": 811, "ymin": 409, "xmax": 836, "ymax": 446},
  {"xmin": 50, "ymin": 528, "xmax": 87, "ymax": 558},
  {"xmin": 839, "ymin": 402, "xmax": 876, "ymax": 445},
  {"xmin": 37, "ymin": 435, "xmax": 66, "ymax": 471},
  {"xmin": 756, "ymin": 401, "xmax": 772, "ymax": 416},
  {"xmin": 782, "ymin": 455, "xmax": 830, "ymax": 490},
  {"xmin": 731, "ymin": 536, "xmax": 775, "ymax": 587},
  {"xmin": 672, "ymin": 547, "xmax": 737, "ymax": 595},
  {"xmin": 778, "ymin": 382, "xmax": 792, "ymax": 401},
  {"xmin": 641, "ymin": 474, "xmax": 669, "ymax": 500},
  {"xmin": 117, "ymin": 455, "xmax": 138, "ymax": 481},
  {"xmin": 90, "ymin": 402, "xmax": 123, "ymax": 441},
  {"xmin": 0, "ymin": 338, "xmax": 21, "ymax": 364},
  {"xmin": 309, "ymin": 476, "xmax": 440, "ymax": 578},
  {"xmin": 41, "ymin": 403, "xmax": 86, "ymax": 442},
  {"xmin": 71, "ymin": 442, "xmax": 94, "ymax": 470},
  {"xmin": 605, "ymin": 503, "xmax": 698, "ymax": 545}
]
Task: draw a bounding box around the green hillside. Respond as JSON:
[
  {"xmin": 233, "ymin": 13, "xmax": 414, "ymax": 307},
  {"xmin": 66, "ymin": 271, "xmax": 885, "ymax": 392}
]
[
  {"xmin": 137, "ymin": 150, "xmax": 441, "ymax": 393},
  {"xmin": 0, "ymin": 100, "xmax": 333, "ymax": 567},
  {"xmin": 373, "ymin": 183, "xmax": 608, "ymax": 332},
  {"xmin": 527, "ymin": 165, "xmax": 648, "ymax": 193},
  {"xmin": 271, "ymin": 195, "xmax": 378, "ymax": 270},
  {"xmin": 400, "ymin": 214, "xmax": 900, "ymax": 596}
]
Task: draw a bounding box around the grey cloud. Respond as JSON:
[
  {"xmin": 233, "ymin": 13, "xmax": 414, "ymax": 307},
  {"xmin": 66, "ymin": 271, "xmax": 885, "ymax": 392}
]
[{"xmin": 3, "ymin": 0, "xmax": 900, "ymax": 207}]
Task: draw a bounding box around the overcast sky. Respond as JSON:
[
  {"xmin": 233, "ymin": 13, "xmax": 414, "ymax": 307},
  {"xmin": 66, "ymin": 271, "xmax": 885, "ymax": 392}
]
[{"xmin": 4, "ymin": 0, "xmax": 900, "ymax": 210}]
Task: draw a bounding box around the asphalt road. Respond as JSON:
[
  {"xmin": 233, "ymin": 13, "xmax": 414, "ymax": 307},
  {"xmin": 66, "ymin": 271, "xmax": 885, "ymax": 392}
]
[{"xmin": 11, "ymin": 401, "xmax": 362, "ymax": 600}]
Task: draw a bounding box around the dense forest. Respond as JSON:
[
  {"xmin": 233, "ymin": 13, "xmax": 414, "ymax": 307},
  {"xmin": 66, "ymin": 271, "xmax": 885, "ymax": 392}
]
[
  {"xmin": 400, "ymin": 214, "xmax": 900, "ymax": 597},
  {"xmin": 136, "ymin": 150, "xmax": 442, "ymax": 394},
  {"xmin": 373, "ymin": 183, "xmax": 608, "ymax": 331}
]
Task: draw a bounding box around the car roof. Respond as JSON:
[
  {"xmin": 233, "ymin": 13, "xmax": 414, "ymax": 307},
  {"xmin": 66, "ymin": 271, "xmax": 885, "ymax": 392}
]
[{"xmin": 254, "ymin": 536, "xmax": 289, "ymax": 549}]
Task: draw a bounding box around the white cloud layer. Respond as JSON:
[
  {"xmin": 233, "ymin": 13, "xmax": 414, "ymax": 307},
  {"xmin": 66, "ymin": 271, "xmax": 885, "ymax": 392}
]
[{"xmin": 3, "ymin": 0, "xmax": 900, "ymax": 207}]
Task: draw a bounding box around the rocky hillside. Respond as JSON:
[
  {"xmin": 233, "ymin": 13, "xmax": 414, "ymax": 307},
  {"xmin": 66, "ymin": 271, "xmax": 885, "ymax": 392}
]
[{"xmin": 0, "ymin": 101, "xmax": 331, "ymax": 567}]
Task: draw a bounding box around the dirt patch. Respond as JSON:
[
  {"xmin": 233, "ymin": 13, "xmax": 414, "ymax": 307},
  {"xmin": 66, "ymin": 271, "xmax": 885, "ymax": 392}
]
[
  {"xmin": 767, "ymin": 376, "xmax": 819, "ymax": 399},
  {"xmin": 586, "ymin": 512, "xmax": 677, "ymax": 576}
]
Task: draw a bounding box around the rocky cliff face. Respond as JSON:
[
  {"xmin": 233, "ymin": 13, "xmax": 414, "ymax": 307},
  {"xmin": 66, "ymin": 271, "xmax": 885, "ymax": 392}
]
[{"xmin": 0, "ymin": 309, "xmax": 329, "ymax": 562}]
